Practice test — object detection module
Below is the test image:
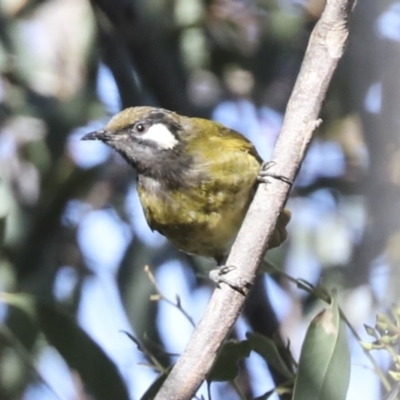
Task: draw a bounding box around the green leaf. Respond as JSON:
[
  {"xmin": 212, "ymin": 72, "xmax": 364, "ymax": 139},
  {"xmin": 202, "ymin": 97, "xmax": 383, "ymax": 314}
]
[
  {"xmin": 247, "ymin": 332, "xmax": 294, "ymax": 380},
  {"xmin": 37, "ymin": 302, "xmax": 130, "ymax": 400},
  {"xmin": 207, "ymin": 339, "xmax": 252, "ymax": 382},
  {"xmin": 292, "ymin": 296, "xmax": 350, "ymax": 400}
]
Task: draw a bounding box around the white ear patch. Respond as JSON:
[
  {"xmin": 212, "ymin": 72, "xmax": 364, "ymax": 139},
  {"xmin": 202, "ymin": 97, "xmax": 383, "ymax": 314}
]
[{"xmin": 141, "ymin": 123, "xmax": 179, "ymax": 149}]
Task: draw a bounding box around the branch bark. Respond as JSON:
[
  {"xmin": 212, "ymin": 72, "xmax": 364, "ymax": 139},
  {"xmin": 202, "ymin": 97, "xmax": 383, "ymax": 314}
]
[{"xmin": 154, "ymin": 1, "xmax": 358, "ymax": 399}]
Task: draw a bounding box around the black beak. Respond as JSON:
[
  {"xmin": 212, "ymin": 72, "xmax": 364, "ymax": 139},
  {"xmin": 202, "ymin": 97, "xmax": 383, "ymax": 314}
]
[{"xmin": 81, "ymin": 129, "xmax": 110, "ymax": 142}]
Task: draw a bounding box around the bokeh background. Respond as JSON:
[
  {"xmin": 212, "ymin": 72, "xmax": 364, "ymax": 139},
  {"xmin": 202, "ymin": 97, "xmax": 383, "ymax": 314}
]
[{"xmin": 0, "ymin": 0, "xmax": 399, "ymax": 399}]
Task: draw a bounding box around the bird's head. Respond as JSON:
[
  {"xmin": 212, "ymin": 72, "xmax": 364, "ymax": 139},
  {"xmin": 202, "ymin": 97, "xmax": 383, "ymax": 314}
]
[{"xmin": 82, "ymin": 107, "xmax": 190, "ymax": 173}]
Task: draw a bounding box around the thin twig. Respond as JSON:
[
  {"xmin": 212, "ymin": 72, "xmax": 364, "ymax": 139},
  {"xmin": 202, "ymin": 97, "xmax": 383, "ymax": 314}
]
[
  {"xmin": 144, "ymin": 265, "xmax": 196, "ymax": 327},
  {"xmin": 120, "ymin": 330, "xmax": 166, "ymax": 373},
  {"xmin": 154, "ymin": 1, "xmax": 358, "ymax": 398}
]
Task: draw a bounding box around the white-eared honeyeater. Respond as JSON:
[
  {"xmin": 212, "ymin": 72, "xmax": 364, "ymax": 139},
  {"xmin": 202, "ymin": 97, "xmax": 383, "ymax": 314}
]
[{"xmin": 82, "ymin": 107, "xmax": 290, "ymax": 265}]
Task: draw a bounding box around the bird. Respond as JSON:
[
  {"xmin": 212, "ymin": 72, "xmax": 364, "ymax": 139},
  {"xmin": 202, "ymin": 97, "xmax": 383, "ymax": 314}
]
[{"xmin": 82, "ymin": 106, "xmax": 290, "ymax": 269}]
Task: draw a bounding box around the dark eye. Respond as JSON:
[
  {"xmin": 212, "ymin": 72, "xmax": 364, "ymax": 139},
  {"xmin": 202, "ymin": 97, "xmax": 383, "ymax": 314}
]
[{"xmin": 135, "ymin": 123, "xmax": 146, "ymax": 133}]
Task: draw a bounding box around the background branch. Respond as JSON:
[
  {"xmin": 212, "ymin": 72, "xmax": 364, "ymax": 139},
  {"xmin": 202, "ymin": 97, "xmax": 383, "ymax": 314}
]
[{"xmin": 154, "ymin": 0, "xmax": 358, "ymax": 399}]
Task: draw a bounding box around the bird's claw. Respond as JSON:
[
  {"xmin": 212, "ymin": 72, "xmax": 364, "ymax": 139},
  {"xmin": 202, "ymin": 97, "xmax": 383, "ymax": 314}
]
[
  {"xmin": 258, "ymin": 161, "xmax": 292, "ymax": 185},
  {"xmin": 209, "ymin": 265, "xmax": 252, "ymax": 296}
]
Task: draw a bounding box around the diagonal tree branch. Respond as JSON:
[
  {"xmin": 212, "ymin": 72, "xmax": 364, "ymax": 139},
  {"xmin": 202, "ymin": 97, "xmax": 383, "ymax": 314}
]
[{"xmin": 154, "ymin": 1, "xmax": 358, "ymax": 399}]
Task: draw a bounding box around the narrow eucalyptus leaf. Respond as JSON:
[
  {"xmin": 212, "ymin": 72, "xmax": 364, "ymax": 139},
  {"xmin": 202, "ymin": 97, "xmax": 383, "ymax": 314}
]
[
  {"xmin": 292, "ymin": 296, "xmax": 350, "ymax": 400},
  {"xmin": 37, "ymin": 302, "xmax": 130, "ymax": 400},
  {"xmin": 247, "ymin": 332, "xmax": 294, "ymax": 380},
  {"xmin": 141, "ymin": 368, "xmax": 171, "ymax": 400}
]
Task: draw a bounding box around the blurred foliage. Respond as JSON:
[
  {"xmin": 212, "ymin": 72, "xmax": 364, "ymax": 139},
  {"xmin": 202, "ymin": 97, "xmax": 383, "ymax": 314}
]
[
  {"xmin": 361, "ymin": 305, "xmax": 400, "ymax": 398},
  {"xmin": 0, "ymin": 0, "xmax": 398, "ymax": 399},
  {"xmin": 1, "ymin": 293, "xmax": 130, "ymax": 400}
]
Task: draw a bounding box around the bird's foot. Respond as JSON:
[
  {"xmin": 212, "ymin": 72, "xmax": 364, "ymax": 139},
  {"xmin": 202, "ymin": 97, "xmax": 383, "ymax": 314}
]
[
  {"xmin": 258, "ymin": 161, "xmax": 292, "ymax": 185},
  {"xmin": 209, "ymin": 265, "xmax": 252, "ymax": 296}
]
